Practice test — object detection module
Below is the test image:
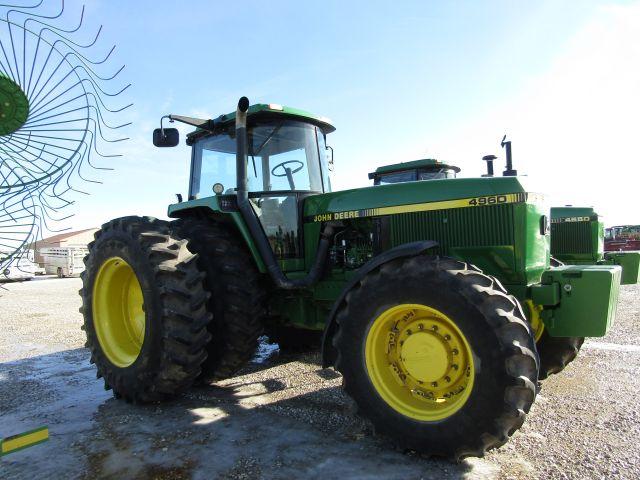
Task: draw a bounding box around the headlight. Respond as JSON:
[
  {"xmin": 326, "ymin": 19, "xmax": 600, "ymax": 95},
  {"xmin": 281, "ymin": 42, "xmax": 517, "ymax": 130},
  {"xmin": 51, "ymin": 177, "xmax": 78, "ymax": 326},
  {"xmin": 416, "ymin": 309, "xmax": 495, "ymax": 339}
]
[{"xmin": 212, "ymin": 183, "xmax": 225, "ymax": 195}]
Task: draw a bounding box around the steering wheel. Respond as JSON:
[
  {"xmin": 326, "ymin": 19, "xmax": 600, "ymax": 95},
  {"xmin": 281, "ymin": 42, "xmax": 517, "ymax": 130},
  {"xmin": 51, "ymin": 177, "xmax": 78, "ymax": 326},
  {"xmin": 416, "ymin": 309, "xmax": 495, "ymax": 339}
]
[{"xmin": 271, "ymin": 160, "xmax": 304, "ymax": 177}]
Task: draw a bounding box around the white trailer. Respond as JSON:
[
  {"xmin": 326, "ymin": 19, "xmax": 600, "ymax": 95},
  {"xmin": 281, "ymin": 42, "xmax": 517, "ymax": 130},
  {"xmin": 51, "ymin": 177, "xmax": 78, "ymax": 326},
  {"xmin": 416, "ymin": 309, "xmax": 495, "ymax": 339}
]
[
  {"xmin": 40, "ymin": 247, "xmax": 88, "ymax": 278},
  {"xmin": 1, "ymin": 251, "xmax": 37, "ymax": 281}
]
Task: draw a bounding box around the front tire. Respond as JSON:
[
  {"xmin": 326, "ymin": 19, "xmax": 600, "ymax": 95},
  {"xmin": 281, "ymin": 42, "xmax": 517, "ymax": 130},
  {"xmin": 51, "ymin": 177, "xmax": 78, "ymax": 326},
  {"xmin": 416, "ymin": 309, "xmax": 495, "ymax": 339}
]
[
  {"xmin": 536, "ymin": 333, "xmax": 584, "ymax": 380},
  {"xmin": 333, "ymin": 256, "xmax": 539, "ymax": 459},
  {"xmin": 80, "ymin": 216, "xmax": 212, "ymax": 402}
]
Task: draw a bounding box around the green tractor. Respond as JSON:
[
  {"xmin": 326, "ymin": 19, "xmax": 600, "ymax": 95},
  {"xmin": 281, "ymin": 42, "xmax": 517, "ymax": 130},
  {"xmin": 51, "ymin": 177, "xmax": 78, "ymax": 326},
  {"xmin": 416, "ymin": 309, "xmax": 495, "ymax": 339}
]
[
  {"xmin": 80, "ymin": 98, "xmax": 621, "ymax": 459},
  {"xmin": 550, "ymin": 206, "xmax": 640, "ymax": 285},
  {"xmin": 368, "ymin": 149, "xmax": 632, "ymax": 379}
]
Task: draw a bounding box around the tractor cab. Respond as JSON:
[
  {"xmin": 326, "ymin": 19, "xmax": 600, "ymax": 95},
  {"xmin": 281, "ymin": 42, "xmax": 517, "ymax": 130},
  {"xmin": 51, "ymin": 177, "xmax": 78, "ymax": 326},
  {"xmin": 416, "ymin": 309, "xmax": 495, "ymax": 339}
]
[
  {"xmin": 368, "ymin": 159, "xmax": 459, "ymax": 185},
  {"xmin": 157, "ymin": 103, "xmax": 335, "ymax": 261},
  {"xmin": 186, "ymin": 105, "xmax": 334, "ymax": 199}
]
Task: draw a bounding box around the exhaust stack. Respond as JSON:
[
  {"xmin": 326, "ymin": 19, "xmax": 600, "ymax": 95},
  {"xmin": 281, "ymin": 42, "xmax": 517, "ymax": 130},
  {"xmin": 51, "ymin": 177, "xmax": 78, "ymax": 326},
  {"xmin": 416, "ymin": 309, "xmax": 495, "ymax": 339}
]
[
  {"xmin": 482, "ymin": 155, "xmax": 496, "ymax": 177},
  {"xmin": 501, "ymin": 135, "xmax": 517, "ymax": 176},
  {"xmin": 234, "ymin": 96, "xmax": 335, "ymax": 290}
]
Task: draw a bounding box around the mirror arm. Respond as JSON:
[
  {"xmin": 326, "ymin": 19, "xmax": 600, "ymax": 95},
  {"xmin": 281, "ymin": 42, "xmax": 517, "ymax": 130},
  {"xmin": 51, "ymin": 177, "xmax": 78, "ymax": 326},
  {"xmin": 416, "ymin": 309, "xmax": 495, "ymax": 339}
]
[
  {"xmin": 326, "ymin": 145, "xmax": 334, "ymax": 171},
  {"xmin": 160, "ymin": 115, "xmax": 174, "ymax": 138}
]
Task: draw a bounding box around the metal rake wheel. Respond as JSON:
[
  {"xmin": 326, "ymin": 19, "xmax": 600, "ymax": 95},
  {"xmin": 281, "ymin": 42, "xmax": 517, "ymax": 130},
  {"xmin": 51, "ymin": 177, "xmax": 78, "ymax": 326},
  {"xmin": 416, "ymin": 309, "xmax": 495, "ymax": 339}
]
[{"xmin": 0, "ymin": 0, "xmax": 131, "ymax": 274}]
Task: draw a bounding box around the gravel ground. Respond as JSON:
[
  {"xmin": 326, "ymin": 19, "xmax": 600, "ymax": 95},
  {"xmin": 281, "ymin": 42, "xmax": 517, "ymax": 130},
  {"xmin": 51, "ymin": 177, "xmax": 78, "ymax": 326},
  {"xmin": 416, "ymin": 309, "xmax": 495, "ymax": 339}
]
[{"xmin": 0, "ymin": 277, "xmax": 639, "ymax": 479}]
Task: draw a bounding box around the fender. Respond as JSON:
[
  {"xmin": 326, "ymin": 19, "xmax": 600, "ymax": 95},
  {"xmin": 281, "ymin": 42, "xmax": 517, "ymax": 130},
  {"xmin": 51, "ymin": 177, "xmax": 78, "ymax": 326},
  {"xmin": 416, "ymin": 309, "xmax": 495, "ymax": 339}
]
[
  {"xmin": 321, "ymin": 240, "xmax": 438, "ymax": 368},
  {"xmin": 168, "ymin": 199, "xmax": 267, "ymax": 272}
]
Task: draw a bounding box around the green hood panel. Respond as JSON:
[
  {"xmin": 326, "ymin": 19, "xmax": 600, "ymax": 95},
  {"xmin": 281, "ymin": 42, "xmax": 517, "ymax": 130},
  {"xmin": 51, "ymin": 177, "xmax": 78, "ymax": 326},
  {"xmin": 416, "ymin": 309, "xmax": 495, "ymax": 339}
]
[{"xmin": 304, "ymin": 176, "xmax": 539, "ymax": 219}]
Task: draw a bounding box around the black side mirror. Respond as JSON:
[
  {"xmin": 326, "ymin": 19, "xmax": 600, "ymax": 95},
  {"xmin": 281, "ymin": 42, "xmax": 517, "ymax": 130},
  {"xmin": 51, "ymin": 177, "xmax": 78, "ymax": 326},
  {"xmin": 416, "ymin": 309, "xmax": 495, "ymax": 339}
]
[{"xmin": 153, "ymin": 128, "xmax": 179, "ymax": 147}]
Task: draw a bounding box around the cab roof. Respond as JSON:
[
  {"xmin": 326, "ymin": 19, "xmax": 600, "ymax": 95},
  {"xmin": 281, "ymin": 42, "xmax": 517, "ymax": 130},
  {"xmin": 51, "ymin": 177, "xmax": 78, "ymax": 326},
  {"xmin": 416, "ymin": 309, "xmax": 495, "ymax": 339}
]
[
  {"xmin": 370, "ymin": 159, "xmax": 461, "ymax": 178},
  {"xmin": 186, "ymin": 103, "xmax": 335, "ymax": 143}
]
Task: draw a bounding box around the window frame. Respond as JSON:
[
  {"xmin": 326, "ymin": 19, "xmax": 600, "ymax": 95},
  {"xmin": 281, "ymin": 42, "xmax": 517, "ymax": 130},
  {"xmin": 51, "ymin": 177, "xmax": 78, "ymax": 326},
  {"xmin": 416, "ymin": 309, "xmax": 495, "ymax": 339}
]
[{"xmin": 189, "ymin": 120, "xmax": 329, "ymax": 200}]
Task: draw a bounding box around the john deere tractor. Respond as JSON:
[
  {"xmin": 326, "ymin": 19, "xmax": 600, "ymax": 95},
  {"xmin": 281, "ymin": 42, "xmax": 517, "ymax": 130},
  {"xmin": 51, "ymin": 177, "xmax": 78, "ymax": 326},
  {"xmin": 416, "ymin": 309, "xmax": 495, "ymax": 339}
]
[
  {"xmin": 81, "ymin": 98, "xmax": 621, "ymax": 459},
  {"xmin": 369, "ymin": 148, "xmax": 635, "ymax": 379},
  {"xmin": 551, "ymin": 207, "xmax": 640, "ymax": 284}
]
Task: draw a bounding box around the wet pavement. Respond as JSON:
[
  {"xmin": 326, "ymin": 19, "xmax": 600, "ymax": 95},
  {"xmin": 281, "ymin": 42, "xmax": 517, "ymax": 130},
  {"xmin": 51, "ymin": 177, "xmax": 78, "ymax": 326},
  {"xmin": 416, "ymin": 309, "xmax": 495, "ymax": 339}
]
[{"xmin": 1, "ymin": 278, "xmax": 639, "ymax": 479}]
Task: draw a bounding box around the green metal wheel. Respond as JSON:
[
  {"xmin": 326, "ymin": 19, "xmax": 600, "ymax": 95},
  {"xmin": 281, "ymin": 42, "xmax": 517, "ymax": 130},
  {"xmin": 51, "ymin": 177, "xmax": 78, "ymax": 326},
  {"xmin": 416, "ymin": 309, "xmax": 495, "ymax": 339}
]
[{"xmin": 0, "ymin": 76, "xmax": 29, "ymax": 136}]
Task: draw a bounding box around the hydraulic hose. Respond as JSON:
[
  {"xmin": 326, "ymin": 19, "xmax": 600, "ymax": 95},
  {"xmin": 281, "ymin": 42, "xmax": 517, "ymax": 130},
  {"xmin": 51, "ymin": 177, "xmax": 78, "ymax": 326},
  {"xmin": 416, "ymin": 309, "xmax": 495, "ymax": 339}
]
[{"xmin": 234, "ymin": 97, "xmax": 335, "ymax": 289}]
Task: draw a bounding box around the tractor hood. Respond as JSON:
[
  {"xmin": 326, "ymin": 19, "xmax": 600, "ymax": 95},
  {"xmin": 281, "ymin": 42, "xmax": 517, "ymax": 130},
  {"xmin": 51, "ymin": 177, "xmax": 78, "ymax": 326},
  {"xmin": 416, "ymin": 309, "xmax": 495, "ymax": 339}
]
[
  {"xmin": 550, "ymin": 206, "xmax": 600, "ymax": 222},
  {"xmin": 303, "ymin": 176, "xmax": 543, "ymax": 223}
]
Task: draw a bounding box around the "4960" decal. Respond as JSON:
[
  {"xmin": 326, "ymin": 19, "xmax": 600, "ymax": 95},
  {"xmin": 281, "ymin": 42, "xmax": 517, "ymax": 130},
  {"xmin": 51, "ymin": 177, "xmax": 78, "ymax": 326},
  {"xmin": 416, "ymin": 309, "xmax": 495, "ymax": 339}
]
[{"xmin": 467, "ymin": 195, "xmax": 509, "ymax": 206}]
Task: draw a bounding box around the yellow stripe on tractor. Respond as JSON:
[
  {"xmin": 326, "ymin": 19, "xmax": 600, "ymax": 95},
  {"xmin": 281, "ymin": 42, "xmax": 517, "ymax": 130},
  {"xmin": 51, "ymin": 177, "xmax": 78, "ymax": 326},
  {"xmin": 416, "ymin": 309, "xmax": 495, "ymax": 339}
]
[{"xmin": 307, "ymin": 193, "xmax": 532, "ymax": 223}]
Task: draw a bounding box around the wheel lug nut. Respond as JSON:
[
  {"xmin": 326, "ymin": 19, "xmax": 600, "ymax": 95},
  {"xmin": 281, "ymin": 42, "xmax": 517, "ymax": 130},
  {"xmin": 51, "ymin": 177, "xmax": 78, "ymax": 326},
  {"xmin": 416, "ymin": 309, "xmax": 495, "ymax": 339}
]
[
  {"xmin": 452, "ymin": 364, "xmax": 459, "ymax": 370},
  {"xmin": 431, "ymin": 382, "xmax": 438, "ymax": 387},
  {"xmin": 406, "ymin": 329, "xmax": 412, "ymax": 336},
  {"xmin": 431, "ymin": 325, "xmax": 438, "ymax": 331},
  {"xmin": 445, "ymin": 376, "xmax": 451, "ymax": 383},
  {"xmin": 452, "ymin": 349, "xmax": 458, "ymax": 355},
  {"xmin": 444, "ymin": 334, "xmax": 451, "ymax": 341}
]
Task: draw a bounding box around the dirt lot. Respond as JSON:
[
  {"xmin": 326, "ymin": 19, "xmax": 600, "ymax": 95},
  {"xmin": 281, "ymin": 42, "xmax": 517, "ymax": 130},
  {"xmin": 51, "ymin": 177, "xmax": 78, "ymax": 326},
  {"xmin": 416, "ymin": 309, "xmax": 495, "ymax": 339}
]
[{"xmin": 1, "ymin": 277, "xmax": 639, "ymax": 479}]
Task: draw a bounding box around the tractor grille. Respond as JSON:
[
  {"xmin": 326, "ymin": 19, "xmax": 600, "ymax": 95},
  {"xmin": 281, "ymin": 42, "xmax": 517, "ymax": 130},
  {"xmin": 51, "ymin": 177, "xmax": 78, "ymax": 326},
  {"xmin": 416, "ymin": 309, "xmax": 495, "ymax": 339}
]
[
  {"xmin": 551, "ymin": 222, "xmax": 592, "ymax": 254},
  {"xmin": 389, "ymin": 204, "xmax": 515, "ymax": 253}
]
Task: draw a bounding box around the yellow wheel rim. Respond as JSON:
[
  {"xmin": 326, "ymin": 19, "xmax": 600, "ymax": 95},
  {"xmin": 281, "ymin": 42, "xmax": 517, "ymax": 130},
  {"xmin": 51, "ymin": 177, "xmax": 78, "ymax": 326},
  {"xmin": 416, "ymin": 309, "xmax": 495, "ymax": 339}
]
[
  {"xmin": 92, "ymin": 257, "xmax": 145, "ymax": 367},
  {"xmin": 365, "ymin": 304, "xmax": 475, "ymax": 421},
  {"xmin": 525, "ymin": 300, "xmax": 545, "ymax": 343}
]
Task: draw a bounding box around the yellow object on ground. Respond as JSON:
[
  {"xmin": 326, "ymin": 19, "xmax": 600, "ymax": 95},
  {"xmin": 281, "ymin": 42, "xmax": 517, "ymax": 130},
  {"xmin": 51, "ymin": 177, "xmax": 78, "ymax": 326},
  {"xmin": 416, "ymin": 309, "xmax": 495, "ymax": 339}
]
[{"xmin": 0, "ymin": 426, "xmax": 49, "ymax": 456}]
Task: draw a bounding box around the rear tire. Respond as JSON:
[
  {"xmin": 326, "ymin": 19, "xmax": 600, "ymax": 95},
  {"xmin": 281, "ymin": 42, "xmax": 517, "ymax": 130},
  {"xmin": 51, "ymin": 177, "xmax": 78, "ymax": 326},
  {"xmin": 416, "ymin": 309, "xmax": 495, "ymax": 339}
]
[
  {"xmin": 80, "ymin": 216, "xmax": 212, "ymax": 402},
  {"xmin": 333, "ymin": 255, "xmax": 539, "ymax": 459},
  {"xmin": 175, "ymin": 218, "xmax": 267, "ymax": 381}
]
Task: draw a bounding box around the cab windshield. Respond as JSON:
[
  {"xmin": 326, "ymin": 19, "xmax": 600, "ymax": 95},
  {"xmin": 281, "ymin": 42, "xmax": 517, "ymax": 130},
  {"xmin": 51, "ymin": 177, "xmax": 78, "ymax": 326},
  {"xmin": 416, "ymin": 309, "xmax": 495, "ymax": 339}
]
[
  {"xmin": 374, "ymin": 168, "xmax": 456, "ymax": 185},
  {"xmin": 418, "ymin": 169, "xmax": 457, "ymax": 180},
  {"xmin": 375, "ymin": 171, "xmax": 417, "ymax": 185},
  {"xmin": 190, "ymin": 119, "xmax": 330, "ymax": 198}
]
